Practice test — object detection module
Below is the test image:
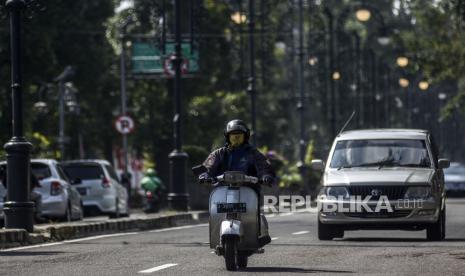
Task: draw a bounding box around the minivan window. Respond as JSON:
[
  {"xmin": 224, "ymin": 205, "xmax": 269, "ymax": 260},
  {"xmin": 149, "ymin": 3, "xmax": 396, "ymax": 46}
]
[
  {"xmin": 62, "ymin": 164, "xmax": 104, "ymax": 181},
  {"xmin": 31, "ymin": 163, "xmax": 52, "ymax": 180},
  {"xmin": 105, "ymin": 165, "xmax": 120, "ymax": 182},
  {"xmin": 330, "ymin": 139, "xmax": 431, "ymax": 169},
  {"xmin": 56, "ymin": 165, "xmax": 70, "ymax": 181}
]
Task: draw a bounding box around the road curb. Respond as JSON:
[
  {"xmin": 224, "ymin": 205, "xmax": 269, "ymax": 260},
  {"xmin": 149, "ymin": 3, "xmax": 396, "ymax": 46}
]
[{"xmin": 0, "ymin": 211, "xmax": 209, "ymax": 249}]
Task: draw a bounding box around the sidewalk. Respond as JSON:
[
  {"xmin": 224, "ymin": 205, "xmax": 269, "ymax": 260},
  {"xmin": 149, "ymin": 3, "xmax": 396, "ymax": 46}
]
[{"xmin": 0, "ymin": 210, "xmax": 209, "ymax": 249}]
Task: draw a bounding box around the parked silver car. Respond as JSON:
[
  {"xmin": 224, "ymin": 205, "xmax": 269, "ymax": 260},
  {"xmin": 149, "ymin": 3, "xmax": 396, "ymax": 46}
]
[
  {"xmin": 0, "ymin": 159, "xmax": 83, "ymax": 222},
  {"xmin": 61, "ymin": 160, "xmax": 129, "ymax": 218},
  {"xmin": 31, "ymin": 159, "xmax": 83, "ymax": 221},
  {"xmin": 444, "ymin": 162, "xmax": 465, "ymax": 195},
  {"xmin": 312, "ymin": 129, "xmax": 449, "ymax": 241}
]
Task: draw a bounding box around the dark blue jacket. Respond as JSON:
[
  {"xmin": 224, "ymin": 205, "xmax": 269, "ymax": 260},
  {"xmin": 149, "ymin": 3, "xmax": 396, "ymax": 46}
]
[{"xmin": 202, "ymin": 144, "xmax": 274, "ymax": 178}]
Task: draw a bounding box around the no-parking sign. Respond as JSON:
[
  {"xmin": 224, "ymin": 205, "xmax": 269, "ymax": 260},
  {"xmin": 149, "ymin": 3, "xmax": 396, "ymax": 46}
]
[
  {"xmin": 115, "ymin": 115, "xmax": 135, "ymax": 134},
  {"xmin": 163, "ymin": 54, "xmax": 189, "ymax": 77}
]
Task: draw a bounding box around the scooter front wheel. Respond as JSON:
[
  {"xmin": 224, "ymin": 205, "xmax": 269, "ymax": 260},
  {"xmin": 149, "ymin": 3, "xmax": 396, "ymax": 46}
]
[{"xmin": 224, "ymin": 237, "xmax": 238, "ymax": 271}]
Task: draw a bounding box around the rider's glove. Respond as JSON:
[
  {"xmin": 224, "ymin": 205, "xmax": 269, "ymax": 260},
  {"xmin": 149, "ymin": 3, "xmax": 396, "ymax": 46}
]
[
  {"xmin": 199, "ymin": 172, "xmax": 213, "ymax": 184},
  {"xmin": 261, "ymin": 175, "xmax": 274, "ymax": 187}
]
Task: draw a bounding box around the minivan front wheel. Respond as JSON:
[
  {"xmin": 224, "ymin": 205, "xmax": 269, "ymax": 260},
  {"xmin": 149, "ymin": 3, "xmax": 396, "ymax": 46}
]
[
  {"xmin": 318, "ymin": 219, "xmax": 343, "ymax": 240},
  {"xmin": 427, "ymin": 207, "xmax": 445, "ymax": 241}
]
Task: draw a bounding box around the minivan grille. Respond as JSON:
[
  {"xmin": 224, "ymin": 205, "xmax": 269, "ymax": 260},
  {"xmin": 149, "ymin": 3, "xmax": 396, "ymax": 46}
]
[
  {"xmin": 344, "ymin": 209, "xmax": 412, "ymax": 218},
  {"xmin": 348, "ymin": 186, "xmax": 407, "ymax": 200}
]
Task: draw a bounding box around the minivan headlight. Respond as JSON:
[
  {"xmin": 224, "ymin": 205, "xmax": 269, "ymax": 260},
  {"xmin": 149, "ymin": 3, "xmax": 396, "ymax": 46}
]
[
  {"xmin": 325, "ymin": 186, "xmax": 350, "ymax": 199},
  {"xmin": 404, "ymin": 186, "xmax": 431, "ymax": 199}
]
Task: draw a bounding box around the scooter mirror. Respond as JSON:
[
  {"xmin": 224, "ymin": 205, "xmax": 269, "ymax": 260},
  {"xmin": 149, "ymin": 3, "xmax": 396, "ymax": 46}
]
[{"xmin": 192, "ymin": 165, "xmax": 207, "ymax": 176}]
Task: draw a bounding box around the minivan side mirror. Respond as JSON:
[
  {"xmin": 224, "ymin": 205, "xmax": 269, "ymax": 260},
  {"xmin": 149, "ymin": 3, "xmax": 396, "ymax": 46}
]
[
  {"xmin": 311, "ymin": 160, "xmax": 325, "ymax": 171},
  {"xmin": 438, "ymin": 159, "xmax": 450, "ymax": 169}
]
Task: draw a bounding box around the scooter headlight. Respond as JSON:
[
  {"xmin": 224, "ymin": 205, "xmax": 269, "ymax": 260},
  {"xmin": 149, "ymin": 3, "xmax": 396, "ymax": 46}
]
[{"xmin": 404, "ymin": 186, "xmax": 431, "ymax": 200}]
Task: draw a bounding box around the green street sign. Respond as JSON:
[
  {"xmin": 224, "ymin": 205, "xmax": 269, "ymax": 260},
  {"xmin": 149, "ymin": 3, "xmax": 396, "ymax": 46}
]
[
  {"xmin": 131, "ymin": 41, "xmax": 198, "ymax": 75},
  {"xmin": 131, "ymin": 42, "xmax": 163, "ymax": 74}
]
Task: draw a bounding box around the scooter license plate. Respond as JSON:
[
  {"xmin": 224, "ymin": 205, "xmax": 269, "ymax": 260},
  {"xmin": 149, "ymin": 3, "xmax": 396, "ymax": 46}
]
[{"xmin": 217, "ymin": 203, "xmax": 246, "ymax": 213}]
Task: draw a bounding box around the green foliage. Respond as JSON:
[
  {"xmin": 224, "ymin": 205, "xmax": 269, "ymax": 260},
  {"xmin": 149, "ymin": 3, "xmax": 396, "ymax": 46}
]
[{"xmin": 400, "ymin": 0, "xmax": 465, "ymax": 121}]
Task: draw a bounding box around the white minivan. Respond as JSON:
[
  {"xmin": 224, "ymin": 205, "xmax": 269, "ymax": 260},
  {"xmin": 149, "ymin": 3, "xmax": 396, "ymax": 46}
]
[{"xmin": 312, "ymin": 129, "xmax": 449, "ymax": 241}]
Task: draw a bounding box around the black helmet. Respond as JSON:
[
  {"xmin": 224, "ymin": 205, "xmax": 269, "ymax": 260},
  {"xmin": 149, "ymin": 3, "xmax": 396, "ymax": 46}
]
[{"xmin": 224, "ymin": 119, "xmax": 250, "ymax": 142}]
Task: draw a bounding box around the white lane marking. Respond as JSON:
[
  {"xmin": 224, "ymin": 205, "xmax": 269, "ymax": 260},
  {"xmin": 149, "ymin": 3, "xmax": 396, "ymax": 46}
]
[
  {"xmin": 149, "ymin": 223, "xmax": 207, "ymax": 233},
  {"xmin": 292, "ymin": 231, "xmax": 309, "ymax": 235},
  {"xmin": 296, "ymin": 207, "xmax": 319, "ymax": 213},
  {"xmin": 1, "ymin": 232, "xmax": 139, "ymax": 252},
  {"xmin": 210, "ymin": 251, "xmax": 215, "ymax": 254},
  {"xmin": 279, "ymin": 212, "xmax": 293, "ymax": 216},
  {"xmin": 265, "ymin": 214, "xmax": 276, "ymax": 218},
  {"xmin": 271, "ymin": 237, "xmax": 279, "ymax": 241},
  {"xmin": 138, "ymin": 263, "xmax": 178, "ymax": 273}
]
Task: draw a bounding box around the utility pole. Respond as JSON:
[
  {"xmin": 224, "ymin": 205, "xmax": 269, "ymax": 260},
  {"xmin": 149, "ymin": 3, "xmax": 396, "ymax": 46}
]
[
  {"xmin": 4, "ymin": 0, "xmax": 34, "ymax": 232},
  {"xmin": 119, "ymin": 17, "xmax": 133, "ymax": 198},
  {"xmin": 168, "ymin": 0, "xmax": 189, "ymax": 211}
]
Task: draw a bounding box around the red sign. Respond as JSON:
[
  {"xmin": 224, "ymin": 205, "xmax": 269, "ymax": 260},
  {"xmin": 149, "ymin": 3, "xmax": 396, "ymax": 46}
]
[
  {"xmin": 163, "ymin": 54, "xmax": 189, "ymax": 77},
  {"xmin": 115, "ymin": 115, "xmax": 135, "ymax": 134}
]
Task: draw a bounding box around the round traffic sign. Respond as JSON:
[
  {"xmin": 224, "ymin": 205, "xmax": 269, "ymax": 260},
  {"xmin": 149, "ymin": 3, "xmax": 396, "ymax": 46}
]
[
  {"xmin": 115, "ymin": 115, "xmax": 135, "ymax": 134},
  {"xmin": 163, "ymin": 54, "xmax": 189, "ymax": 77}
]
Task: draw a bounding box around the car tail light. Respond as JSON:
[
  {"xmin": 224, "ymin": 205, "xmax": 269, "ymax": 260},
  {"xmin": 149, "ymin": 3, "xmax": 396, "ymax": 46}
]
[
  {"xmin": 50, "ymin": 181, "xmax": 62, "ymax": 195},
  {"xmin": 102, "ymin": 177, "xmax": 111, "ymax": 188},
  {"xmin": 146, "ymin": 191, "xmax": 153, "ymax": 198}
]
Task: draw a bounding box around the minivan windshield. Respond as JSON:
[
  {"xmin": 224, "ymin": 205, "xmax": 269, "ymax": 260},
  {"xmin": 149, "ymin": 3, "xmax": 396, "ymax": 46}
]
[{"xmin": 330, "ymin": 139, "xmax": 431, "ymax": 169}]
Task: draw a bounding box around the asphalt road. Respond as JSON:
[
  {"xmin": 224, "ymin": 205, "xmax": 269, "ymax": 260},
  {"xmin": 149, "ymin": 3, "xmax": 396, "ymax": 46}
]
[{"xmin": 2, "ymin": 199, "xmax": 465, "ymax": 275}]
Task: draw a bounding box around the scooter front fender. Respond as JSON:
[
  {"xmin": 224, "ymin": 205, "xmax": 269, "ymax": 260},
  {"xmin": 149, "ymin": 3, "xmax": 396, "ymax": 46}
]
[{"xmin": 220, "ymin": 220, "xmax": 242, "ymax": 240}]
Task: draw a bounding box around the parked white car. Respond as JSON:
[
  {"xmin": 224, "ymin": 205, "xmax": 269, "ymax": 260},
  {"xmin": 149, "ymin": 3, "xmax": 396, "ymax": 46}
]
[{"xmin": 61, "ymin": 160, "xmax": 129, "ymax": 218}]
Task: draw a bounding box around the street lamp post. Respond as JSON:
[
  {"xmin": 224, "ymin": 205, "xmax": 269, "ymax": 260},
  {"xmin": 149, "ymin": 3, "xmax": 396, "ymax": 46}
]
[
  {"xmin": 248, "ymin": 0, "xmax": 257, "ymax": 145},
  {"xmin": 4, "ymin": 0, "xmax": 34, "ymax": 232},
  {"xmin": 168, "ymin": 0, "xmax": 189, "ymax": 211},
  {"xmin": 54, "ymin": 66, "xmax": 74, "ymax": 160},
  {"xmin": 297, "ymin": 0, "xmax": 307, "ymax": 188},
  {"xmin": 323, "ymin": 8, "xmax": 337, "ymax": 139},
  {"xmin": 58, "ymin": 81, "xmax": 65, "ymax": 158}
]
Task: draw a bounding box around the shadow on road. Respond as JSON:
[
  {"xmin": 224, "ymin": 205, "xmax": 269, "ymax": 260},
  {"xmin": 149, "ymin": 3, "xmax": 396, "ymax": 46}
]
[
  {"xmin": 0, "ymin": 251, "xmax": 65, "ymax": 256},
  {"xmin": 342, "ymin": 237, "xmax": 465, "ymax": 242},
  {"xmin": 342, "ymin": 238, "xmax": 426, "ymax": 242},
  {"xmin": 242, "ymin": 267, "xmax": 353, "ymax": 273}
]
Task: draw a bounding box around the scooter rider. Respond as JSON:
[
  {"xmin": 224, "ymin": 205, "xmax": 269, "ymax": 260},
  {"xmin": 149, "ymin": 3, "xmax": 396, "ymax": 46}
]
[{"xmin": 200, "ymin": 119, "xmax": 274, "ymax": 246}]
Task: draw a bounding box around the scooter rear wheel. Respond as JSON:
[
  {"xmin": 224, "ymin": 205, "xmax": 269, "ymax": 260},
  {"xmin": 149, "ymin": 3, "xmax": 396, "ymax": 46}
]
[
  {"xmin": 224, "ymin": 238, "xmax": 238, "ymax": 271},
  {"xmin": 237, "ymin": 254, "xmax": 248, "ymax": 268}
]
